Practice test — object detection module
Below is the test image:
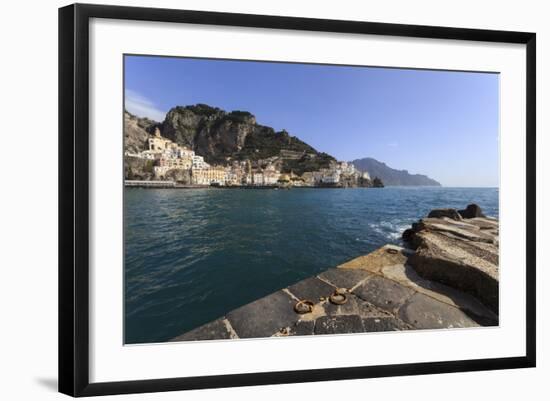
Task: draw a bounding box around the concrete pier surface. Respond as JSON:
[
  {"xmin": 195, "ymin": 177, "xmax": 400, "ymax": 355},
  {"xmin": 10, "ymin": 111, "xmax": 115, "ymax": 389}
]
[{"xmin": 171, "ymin": 205, "xmax": 499, "ymax": 342}]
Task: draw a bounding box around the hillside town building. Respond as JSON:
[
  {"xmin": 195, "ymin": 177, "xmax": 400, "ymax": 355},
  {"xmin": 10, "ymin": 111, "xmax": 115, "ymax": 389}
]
[{"xmin": 127, "ymin": 130, "xmax": 372, "ymax": 187}]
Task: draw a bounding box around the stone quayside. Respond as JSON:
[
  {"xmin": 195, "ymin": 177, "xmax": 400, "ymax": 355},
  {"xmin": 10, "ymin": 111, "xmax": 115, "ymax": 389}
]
[{"xmin": 171, "ymin": 204, "xmax": 499, "ymax": 341}]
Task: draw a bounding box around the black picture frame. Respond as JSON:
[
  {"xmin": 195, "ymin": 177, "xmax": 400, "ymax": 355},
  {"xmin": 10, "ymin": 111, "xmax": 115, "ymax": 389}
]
[{"xmin": 59, "ymin": 3, "xmax": 536, "ymax": 397}]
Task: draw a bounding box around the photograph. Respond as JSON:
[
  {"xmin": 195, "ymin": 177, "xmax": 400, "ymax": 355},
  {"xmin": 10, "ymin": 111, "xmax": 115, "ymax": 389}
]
[
  {"xmin": 123, "ymin": 55, "xmax": 500, "ymax": 344},
  {"xmin": 0, "ymin": 0, "xmax": 542, "ymax": 399}
]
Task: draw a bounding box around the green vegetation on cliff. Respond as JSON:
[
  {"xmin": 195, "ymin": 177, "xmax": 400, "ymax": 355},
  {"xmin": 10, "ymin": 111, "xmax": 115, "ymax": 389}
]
[{"xmin": 159, "ymin": 104, "xmax": 335, "ymax": 171}]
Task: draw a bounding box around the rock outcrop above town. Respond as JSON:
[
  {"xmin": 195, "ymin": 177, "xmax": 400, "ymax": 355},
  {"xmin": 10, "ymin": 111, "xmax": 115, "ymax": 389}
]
[
  {"xmin": 351, "ymin": 157, "xmax": 441, "ymax": 186},
  {"xmin": 162, "ymin": 104, "xmax": 336, "ymax": 172},
  {"xmin": 127, "ymin": 105, "xmax": 336, "ymax": 174},
  {"xmin": 124, "ymin": 111, "xmax": 157, "ymax": 154},
  {"xmin": 170, "ymin": 204, "xmax": 498, "ymax": 341}
]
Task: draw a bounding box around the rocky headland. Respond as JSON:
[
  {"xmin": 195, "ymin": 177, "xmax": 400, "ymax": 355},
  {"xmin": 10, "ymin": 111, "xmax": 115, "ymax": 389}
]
[
  {"xmin": 125, "ymin": 106, "xmax": 337, "ymax": 176},
  {"xmin": 171, "ymin": 204, "xmax": 498, "ymax": 341},
  {"xmin": 351, "ymin": 157, "xmax": 441, "ymax": 187}
]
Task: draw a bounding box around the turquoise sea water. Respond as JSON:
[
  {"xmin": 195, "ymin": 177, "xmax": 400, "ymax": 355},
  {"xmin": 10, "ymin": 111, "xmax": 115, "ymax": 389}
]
[{"xmin": 124, "ymin": 187, "xmax": 498, "ymax": 344}]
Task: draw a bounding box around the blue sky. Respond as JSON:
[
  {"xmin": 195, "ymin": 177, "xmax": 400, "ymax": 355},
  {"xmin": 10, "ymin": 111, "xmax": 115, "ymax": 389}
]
[{"xmin": 124, "ymin": 55, "xmax": 499, "ymax": 187}]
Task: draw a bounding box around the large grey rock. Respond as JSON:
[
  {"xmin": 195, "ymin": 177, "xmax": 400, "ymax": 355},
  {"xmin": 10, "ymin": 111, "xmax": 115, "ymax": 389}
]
[
  {"xmin": 124, "ymin": 111, "xmax": 156, "ymax": 153},
  {"xmin": 159, "ymin": 104, "xmax": 332, "ymax": 169},
  {"xmin": 413, "ymin": 218, "xmax": 496, "ymax": 245},
  {"xmin": 408, "ymin": 230, "xmax": 499, "ymax": 313},
  {"xmin": 163, "ymin": 168, "xmax": 192, "ymax": 184},
  {"xmin": 402, "ymin": 207, "xmax": 499, "ymax": 313},
  {"xmin": 402, "ymin": 228, "xmax": 415, "ymax": 242},
  {"xmin": 467, "ymin": 217, "xmax": 498, "ymax": 229},
  {"xmin": 458, "ymin": 204, "xmax": 486, "ymax": 219},
  {"xmin": 427, "ymin": 208, "xmax": 462, "ymax": 220},
  {"xmin": 124, "ymin": 156, "xmax": 154, "ymax": 181},
  {"xmin": 226, "ymin": 290, "xmax": 298, "ymax": 338},
  {"xmin": 398, "ymin": 293, "xmax": 479, "ymax": 329}
]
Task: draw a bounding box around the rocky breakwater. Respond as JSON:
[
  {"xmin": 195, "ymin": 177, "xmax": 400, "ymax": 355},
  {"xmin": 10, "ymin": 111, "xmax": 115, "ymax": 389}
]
[
  {"xmin": 402, "ymin": 204, "xmax": 499, "ymax": 313},
  {"xmin": 171, "ymin": 204, "xmax": 498, "ymax": 342}
]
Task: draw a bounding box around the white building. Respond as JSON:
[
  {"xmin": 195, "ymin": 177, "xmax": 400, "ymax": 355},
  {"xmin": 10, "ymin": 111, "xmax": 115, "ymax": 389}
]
[
  {"xmin": 140, "ymin": 150, "xmax": 161, "ymax": 160},
  {"xmin": 192, "ymin": 155, "xmax": 210, "ymax": 170},
  {"xmin": 253, "ymin": 172, "xmax": 264, "ymax": 185},
  {"xmin": 321, "ymin": 170, "xmax": 340, "ymax": 184},
  {"xmin": 263, "ymin": 171, "xmax": 280, "ymax": 185},
  {"xmin": 339, "ymin": 162, "xmax": 356, "ymax": 175},
  {"xmin": 177, "ymin": 147, "xmax": 195, "ymax": 158}
]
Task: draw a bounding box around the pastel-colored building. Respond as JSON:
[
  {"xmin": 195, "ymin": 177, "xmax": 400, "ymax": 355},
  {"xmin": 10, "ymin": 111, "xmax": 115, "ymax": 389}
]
[
  {"xmin": 148, "ymin": 127, "xmax": 173, "ymax": 152},
  {"xmin": 159, "ymin": 156, "xmax": 192, "ymax": 170},
  {"xmin": 192, "ymin": 167, "xmax": 227, "ymax": 185}
]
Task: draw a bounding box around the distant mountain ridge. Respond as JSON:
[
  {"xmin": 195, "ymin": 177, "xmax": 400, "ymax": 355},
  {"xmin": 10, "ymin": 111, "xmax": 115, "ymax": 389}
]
[{"xmin": 351, "ymin": 157, "xmax": 441, "ymax": 186}]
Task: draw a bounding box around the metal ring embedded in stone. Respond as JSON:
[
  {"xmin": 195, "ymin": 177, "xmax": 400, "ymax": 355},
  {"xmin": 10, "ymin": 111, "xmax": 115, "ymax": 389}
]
[
  {"xmin": 387, "ymin": 248, "xmax": 399, "ymax": 254},
  {"xmin": 294, "ymin": 300, "xmax": 314, "ymax": 314},
  {"xmin": 329, "ymin": 292, "xmax": 348, "ymax": 305}
]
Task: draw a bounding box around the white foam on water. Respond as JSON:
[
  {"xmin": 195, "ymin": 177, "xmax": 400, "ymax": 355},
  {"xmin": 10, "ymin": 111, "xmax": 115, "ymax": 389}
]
[{"xmin": 368, "ymin": 221, "xmax": 411, "ymax": 242}]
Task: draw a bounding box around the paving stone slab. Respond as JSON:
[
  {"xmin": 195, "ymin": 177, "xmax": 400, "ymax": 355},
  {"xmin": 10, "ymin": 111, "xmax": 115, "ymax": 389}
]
[
  {"xmin": 362, "ymin": 317, "xmax": 410, "ymax": 332},
  {"xmin": 380, "ymin": 264, "xmax": 498, "ymax": 322},
  {"xmin": 353, "ymin": 275, "xmax": 415, "ymax": 313},
  {"xmin": 338, "ymin": 245, "xmax": 411, "ymax": 274},
  {"xmin": 314, "ymin": 315, "xmax": 364, "ymax": 335},
  {"xmin": 170, "ymin": 318, "xmax": 232, "ymax": 342},
  {"xmin": 318, "ymin": 268, "xmax": 372, "ymax": 290},
  {"xmin": 323, "ymin": 294, "xmax": 389, "ymax": 318},
  {"xmin": 287, "ymin": 276, "xmax": 335, "ymax": 302},
  {"xmin": 289, "ymin": 320, "xmax": 315, "ymax": 336},
  {"xmin": 227, "ymin": 290, "xmax": 298, "ymax": 338},
  {"xmin": 398, "ymin": 293, "xmax": 479, "ymax": 329}
]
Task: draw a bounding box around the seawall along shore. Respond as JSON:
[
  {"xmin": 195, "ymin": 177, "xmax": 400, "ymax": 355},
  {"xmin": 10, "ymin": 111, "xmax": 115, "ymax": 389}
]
[
  {"xmin": 124, "ymin": 180, "xmax": 381, "ymax": 189},
  {"xmin": 170, "ymin": 204, "xmax": 499, "ymax": 341}
]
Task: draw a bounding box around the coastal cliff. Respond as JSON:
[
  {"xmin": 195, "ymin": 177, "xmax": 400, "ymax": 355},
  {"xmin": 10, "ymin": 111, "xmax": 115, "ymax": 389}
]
[
  {"xmin": 351, "ymin": 157, "xmax": 441, "ymax": 186},
  {"xmin": 126, "ymin": 105, "xmax": 336, "ymax": 175},
  {"xmin": 170, "ymin": 204, "xmax": 498, "ymax": 341},
  {"xmin": 162, "ymin": 104, "xmax": 336, "ymax": 173},
  {"xmin": 124, "ymin": 111, "xmax": 157, "ymax": 153}
]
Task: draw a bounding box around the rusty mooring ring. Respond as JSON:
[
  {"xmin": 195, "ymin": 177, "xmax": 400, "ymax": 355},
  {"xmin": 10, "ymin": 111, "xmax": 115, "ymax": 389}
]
[
  {"xmin": 329, "ymin": 291, "xmax": 348, "ymax": 305},
  {"xmin": 294, "ymin": 300, "xmax": 314, "ymax": 314}
]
